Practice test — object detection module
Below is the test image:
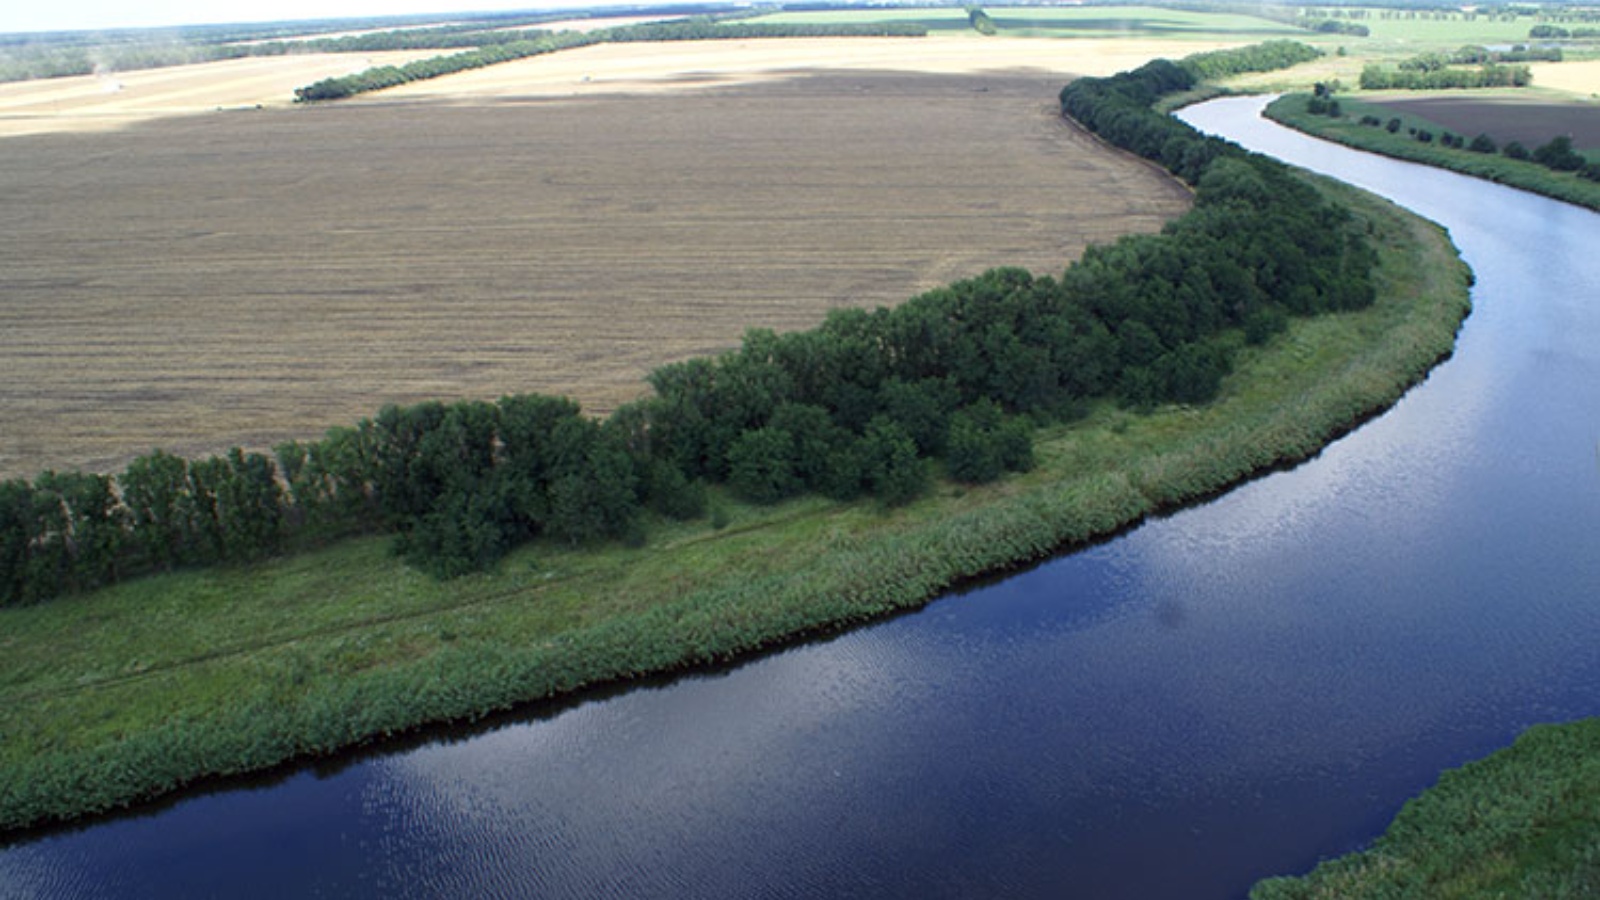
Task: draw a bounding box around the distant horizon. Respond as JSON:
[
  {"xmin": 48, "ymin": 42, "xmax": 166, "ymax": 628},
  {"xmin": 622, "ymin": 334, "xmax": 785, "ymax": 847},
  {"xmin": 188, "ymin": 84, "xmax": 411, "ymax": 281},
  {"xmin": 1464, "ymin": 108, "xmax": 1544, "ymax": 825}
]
[{"xmin": 0, "ymin": 0, "xmax": 660, "ymax": 36}]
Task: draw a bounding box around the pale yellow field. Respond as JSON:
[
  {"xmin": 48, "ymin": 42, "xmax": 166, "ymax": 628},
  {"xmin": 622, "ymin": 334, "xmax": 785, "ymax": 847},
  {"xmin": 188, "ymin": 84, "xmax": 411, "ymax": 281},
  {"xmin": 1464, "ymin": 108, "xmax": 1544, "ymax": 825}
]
[
  {"xmin": 0, "ymin": 52, "xmax": 446, "ymax": 137},
  {"xmin": 371, "ymin": 35, "xmax": 1244, "ymax": 101},
  {"xmin": 1529, "ymin": 60, "xmax": 1600, "ymax": 98}
]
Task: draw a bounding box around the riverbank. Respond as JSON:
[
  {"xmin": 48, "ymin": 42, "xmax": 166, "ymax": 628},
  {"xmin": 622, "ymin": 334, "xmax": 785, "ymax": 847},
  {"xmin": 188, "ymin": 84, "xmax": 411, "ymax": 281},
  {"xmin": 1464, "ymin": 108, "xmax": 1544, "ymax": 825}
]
[
  {"xmin": 1263, "ymin": 92, "xmax": 1600, "ymax": 214},
  {"xmin": 1252, "ymin": 718, "xmax": 1600, "ymax": 898},
  {"xmin": 0, "ymin": 168, "xmax": 1471, "ymax": 836}
]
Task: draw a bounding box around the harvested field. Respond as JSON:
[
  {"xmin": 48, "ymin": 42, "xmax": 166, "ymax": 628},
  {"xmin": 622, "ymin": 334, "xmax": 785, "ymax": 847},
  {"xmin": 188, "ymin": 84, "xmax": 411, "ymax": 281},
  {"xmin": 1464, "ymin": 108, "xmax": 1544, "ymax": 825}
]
[
  {"xmin": 0, "ymin": 53, "xmax": 447, "ymax": 138},
  {"xmin": 0, "ymin": 66, "xmax": 1191, "ymax": 479},
  {"xmin": 1530, "ymin": 60, "xmax": 1600, "ymax": 98},
  {"xmin": 368, "ymin": 35, "xmax": 1244, "ymax": 100},
  {"xmin": 1365, "ymin": 92, "xmax": 1600, "ymax": 151}
]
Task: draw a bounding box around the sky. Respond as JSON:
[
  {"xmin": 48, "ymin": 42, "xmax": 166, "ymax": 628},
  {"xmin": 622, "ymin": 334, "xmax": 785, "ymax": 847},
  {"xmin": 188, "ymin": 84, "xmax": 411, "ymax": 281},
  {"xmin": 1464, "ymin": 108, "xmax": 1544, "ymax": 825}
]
[{"xmin": 1, "ymin": 0, "xmax": 617, "ymax": 35}]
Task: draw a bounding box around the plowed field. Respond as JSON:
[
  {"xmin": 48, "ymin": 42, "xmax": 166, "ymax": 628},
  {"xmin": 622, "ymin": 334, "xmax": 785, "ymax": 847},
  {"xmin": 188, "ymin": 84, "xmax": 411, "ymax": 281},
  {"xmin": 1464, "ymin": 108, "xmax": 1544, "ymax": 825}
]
[{"xmin": 0, "ymin": 56, "xmax": 1192, "ymax": 479}]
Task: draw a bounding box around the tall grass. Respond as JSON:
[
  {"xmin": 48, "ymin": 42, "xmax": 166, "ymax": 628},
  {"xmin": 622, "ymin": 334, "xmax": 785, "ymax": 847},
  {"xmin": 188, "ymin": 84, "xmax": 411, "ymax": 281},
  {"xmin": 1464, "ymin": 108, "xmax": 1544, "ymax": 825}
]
[{"xmin": 0, "ymin": 170, "xmax": 1470, "ymax": 837}]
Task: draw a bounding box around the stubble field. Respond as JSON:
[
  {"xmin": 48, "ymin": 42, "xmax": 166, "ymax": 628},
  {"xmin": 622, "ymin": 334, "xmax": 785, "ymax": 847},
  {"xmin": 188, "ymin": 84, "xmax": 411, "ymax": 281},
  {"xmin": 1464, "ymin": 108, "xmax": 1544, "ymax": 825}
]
[{"xmin": 0, "ymin": 39, "xmax": 1198, "ymax": 480}]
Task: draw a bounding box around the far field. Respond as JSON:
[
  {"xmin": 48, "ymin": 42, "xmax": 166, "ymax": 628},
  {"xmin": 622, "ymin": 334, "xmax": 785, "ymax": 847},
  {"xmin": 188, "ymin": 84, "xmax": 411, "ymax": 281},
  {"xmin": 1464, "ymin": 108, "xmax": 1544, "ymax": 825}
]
[
  {"xmin": 0, "ymin": 39, "xmax": 1211, "ymax": 479},
  {"xmin": 0, "ymin": 52, "xmax": 447, "ymax": 137}
]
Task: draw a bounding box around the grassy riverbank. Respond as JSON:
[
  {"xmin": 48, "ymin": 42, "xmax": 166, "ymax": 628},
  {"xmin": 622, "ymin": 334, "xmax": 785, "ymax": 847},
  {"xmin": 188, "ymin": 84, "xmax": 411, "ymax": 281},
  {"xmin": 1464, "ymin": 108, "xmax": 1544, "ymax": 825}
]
[
  {"xmin": 1265, "ymin": 92, "xmax": 1600, "ymax": 213},
  {"xmin": 1252, "ymin": 719, "xmax": 1600, "ymax": 898},
  {"xmin": 0, "ymin": 173, "xmax": 1470, "ymax": 836}
]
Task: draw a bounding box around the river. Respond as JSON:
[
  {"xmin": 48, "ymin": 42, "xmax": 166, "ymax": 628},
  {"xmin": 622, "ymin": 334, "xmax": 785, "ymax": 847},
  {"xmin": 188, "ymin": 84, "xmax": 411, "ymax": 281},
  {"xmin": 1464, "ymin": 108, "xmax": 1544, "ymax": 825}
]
[{"xmin": 3, "ymin": 96, "xmax": 1598, "ymax": 899}]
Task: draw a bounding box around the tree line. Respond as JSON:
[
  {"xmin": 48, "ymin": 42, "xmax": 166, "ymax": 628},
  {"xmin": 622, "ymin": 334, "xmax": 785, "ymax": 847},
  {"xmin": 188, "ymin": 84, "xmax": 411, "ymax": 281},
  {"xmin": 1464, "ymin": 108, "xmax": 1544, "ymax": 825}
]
[
  {"xmin": 1358, "ymin": 61, "xmax": 1532, "ymax": 90},
  {"xmin": 293, "ymin": 19, "xmax": 928, "ymax": 102},
  {"xmin": 1, "ymin": 41, "xmax": 1377, "ymax": 604}
]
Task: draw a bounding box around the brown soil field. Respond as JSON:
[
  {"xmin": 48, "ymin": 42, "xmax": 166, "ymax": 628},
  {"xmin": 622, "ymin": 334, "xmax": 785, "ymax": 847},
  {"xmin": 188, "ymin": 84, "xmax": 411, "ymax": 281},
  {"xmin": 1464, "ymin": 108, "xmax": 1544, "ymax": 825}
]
[
  {"xmin": 1366, "ymin": 91, "xmax": 1600, "ymax": 150},
  {"xmin": 0, "ymin": 45, "xmax": 1197, "ymax": 481}
]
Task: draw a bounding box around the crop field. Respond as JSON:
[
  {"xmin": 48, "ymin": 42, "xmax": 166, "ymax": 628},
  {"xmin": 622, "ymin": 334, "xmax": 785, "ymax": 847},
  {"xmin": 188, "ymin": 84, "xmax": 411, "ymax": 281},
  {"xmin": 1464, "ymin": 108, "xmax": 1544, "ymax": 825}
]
[
  {"xmin": 0, "ymin": 52, "xmax": 448, "ymax": 137},
  {"xmin": 1362, "ymin": 92, "xmax": 1600, "ymax": 150},
  {"xmin": 0, "ymin": 46, "xmax": 1194, "ymax": 480},
  {"xmin": 752, "ymin": 5, "xmax": 1300, "ymax": 39}
]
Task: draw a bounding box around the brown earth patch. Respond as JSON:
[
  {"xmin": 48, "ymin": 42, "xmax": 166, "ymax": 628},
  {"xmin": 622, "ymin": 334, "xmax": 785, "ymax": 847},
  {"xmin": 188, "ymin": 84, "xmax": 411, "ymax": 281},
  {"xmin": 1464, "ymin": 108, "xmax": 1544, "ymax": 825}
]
[
  {"xmin": 0, "ymin": 69, "xmax": 1191, "ymax": 479},
  {"xmin": 1365, "ymin": 92, "xmax": 1600, "ymax": 150}
]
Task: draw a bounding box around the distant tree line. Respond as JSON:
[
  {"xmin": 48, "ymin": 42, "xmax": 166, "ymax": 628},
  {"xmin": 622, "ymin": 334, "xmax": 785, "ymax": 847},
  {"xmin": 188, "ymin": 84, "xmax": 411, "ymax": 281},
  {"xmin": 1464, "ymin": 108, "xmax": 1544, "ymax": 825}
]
[
  {"xmin": 1529, "ymin": 24, "xmax": 1600, "ymax": 39},
  {"xmin": 0, "ymin": 41, "xmax": 1376, "ymax": 604},
  {"xmin": 1302, "ymin": 18, "xmax": 1371, "ymax": 37},
  {"xmin": 1359, "ymin": 61, "xmax": 1532, "ymax": 90},
  {"xmin": 1175, "ymin": 40, "xmax": 1324, "ymax": 84},
  {"xmin": 292, "ymin": 33, "xmax": 592, "ymax": 101}
]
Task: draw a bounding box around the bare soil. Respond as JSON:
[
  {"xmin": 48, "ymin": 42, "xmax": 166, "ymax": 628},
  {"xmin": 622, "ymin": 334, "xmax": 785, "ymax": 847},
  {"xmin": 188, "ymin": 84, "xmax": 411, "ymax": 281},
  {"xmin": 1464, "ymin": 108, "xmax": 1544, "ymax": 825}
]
[
  {"xmin": 0, "ymin": 64, "xmax": 1191, "ymax": 480},
  {"xmin": 1366, "ymin": 91, "xmax": 1600, "ymax": 150}
]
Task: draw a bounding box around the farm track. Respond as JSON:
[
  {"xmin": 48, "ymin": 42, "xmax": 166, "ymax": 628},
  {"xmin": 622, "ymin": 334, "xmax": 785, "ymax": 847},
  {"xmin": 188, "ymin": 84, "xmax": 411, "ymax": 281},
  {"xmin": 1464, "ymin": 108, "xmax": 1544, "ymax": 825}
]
[{"xmin": 0, "ymin": 70, "xmax": 1190, "ymax": 479}]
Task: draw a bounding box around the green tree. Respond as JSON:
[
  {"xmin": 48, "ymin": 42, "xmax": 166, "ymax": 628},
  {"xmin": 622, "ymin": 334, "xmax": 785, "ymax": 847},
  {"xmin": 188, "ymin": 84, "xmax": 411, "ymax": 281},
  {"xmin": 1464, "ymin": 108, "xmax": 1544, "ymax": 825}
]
[
  {"xmin": 36, "ymin": 470, "xmax": 126, "ymax": 591},
  {"xmin": 217, "ymin": 448, "xmax": 285, "ymax": 561},
  {"xmin": 0, "ymin": 480, "xmax": 36, "ymax": 606},
  {"xmin": 861, "ymin": 417, "xmax": 927, "ymax": 507},
  {"xmin": 121, "ymin": 450, "xmax": 193, "ymax": 571},
  {"xmin": 727, "ymin": 426, "xmax": 801, "ymax": 505}
]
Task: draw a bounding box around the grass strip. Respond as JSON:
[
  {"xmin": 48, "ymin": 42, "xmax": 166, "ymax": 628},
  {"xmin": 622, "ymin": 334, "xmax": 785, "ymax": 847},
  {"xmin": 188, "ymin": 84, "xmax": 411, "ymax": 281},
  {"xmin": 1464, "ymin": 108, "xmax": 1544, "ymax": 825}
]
[
  {"xmin": 0, "ymin": 170, "xmax": 1470, "ymax": 837},
  {"xmin": 1265, "ymin": 92, "xmax": 1600, "ymax": 213}
]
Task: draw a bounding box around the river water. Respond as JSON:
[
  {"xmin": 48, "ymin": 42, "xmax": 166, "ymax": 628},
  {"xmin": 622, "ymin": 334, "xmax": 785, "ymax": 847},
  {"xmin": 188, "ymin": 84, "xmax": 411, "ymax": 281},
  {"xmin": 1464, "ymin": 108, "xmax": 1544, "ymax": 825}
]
[{"xmin": 3, "ymin": 96, "xmax": 1598, "ymax": 899}]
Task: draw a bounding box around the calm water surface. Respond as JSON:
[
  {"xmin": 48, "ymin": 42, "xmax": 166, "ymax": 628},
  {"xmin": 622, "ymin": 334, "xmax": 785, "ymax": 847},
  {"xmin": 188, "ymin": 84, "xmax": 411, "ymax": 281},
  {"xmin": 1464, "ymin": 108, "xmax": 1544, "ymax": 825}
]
[{"xmin": 3, "ymin": 96, "xmax": 1598, "ymax": 899}]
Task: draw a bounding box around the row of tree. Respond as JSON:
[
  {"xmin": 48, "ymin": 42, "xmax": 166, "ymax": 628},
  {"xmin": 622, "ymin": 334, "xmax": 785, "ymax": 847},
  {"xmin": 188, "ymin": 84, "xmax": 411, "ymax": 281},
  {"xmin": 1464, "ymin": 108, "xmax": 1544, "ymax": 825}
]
[
  {"xmin": 1358, "ymin": 62, "xmax": 1533, "ymax": 90},
  {"xmin": 293, "ymin": 33, "xmax": 591, "ymax": 101},
  {"xmin": 1, "ymin": 41, "xmax": 1378, "ymax": 604}
]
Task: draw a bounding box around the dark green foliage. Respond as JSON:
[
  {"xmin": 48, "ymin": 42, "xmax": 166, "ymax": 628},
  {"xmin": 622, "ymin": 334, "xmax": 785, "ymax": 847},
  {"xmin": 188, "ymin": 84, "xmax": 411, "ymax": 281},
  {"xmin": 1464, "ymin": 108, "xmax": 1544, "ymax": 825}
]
[
  {"xmin": 727, "ymin": 427, "xmax": 801, "ymax": 505},
  {"xmin": 120, "ymin": 450, "xmax": 194, "ymax": 572},
  {"xmin": 1180, "ymin": 41, "xmax": 1322, "ymax": 82},
  {"xmin": 860, "ymin": 418, "xmax": 928, "ymax": 507},
  {"xmin": 1533, "ymin": 135, "xmax": 1586, "ymax": 172},
  {"xmin": 946, "ymin": 400, "xmax": 1034, "ymax": 484},
  {"xmin": 1359, "ymin": 61, "xmax": 1532, "ymax": 90},
  {"xmin": 644, "ymin": 459, "xmax": 706, "ymax": 521},
  {"xmin": 1504, "ymin": 140, "xmax": 1530, "ymax": 160},
  {"xmin": 1469, "ymin": 132, "xmax": 1498, "ymax": 154}
]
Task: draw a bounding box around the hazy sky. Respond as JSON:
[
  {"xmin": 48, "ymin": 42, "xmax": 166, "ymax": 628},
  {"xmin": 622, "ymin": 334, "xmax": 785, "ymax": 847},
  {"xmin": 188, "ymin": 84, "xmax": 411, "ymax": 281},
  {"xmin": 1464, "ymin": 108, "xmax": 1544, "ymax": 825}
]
[{"xmin": 2, "ymin": 1, "xmax": 611, "ymax": 35}]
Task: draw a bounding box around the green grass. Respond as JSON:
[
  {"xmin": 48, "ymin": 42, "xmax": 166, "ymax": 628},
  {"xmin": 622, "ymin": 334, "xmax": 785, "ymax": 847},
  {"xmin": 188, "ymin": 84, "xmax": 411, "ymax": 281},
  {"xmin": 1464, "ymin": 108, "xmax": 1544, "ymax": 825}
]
[
  {"xmin": 750, "ymin": 5, "xmax": 1300, "ymax": 40},
  {"xmin": 1265, "ymin": 93, "xmax": 1600, "ymax": 213},
  {"xmin": 1352, "ymin": 10, "xmax": 1541, "ymax": 46},
  {"xmin": 0, "ymin": 173, "xmax": 1471, "ymax": 836},
  {"xmin": 1251, "ymin": 719, "xmax": 1600, "ymax": 899}
]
